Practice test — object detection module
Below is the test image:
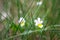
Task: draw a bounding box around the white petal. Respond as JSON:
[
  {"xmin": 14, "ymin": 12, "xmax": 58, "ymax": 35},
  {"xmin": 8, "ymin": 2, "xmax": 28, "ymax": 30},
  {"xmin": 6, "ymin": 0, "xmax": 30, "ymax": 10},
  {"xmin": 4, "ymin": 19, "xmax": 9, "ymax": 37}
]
[
  {"xmin": 34, "ymin": 20, "xmax": 37, "ymax": 23},
  {"xmin": 37, "ymin": 1, "xmax": 42, "ymax": 6},
  {"xmin": 40, "ymin": 21, "xmax": 43, "ymax": 23},
  {"xmin": 35, "ymin": 23, "xmax": 38, "ymax": 26},
  {"xmin": 18, "ymin": 17, "xmax": 23, "ymax": 23},
  {"xmin": 23, "ymin": 19, "xmax": 25, "ymax": 22},
  {"xmin": 37, "ymin": 18, "xmax": 40, "ymax": 21}
]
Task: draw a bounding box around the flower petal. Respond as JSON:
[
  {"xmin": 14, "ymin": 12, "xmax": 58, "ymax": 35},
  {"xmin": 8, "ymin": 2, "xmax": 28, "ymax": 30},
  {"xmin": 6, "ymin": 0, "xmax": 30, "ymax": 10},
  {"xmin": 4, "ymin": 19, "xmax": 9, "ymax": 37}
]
[
  {"xmin": 37, "ymin": 18, "xmax": 40, "ymax": 21},
  {"xmin": 23, "ymin": 18, "xmax": 25, "ymax": 22},
  {"xmin": 40, "ymin": 20, "xmax": 43, "ymax": 23},
  {"xmin": 18, "ymin": 17, "xmax": 23, "ymax": 23},
  {"xmin": 37, "ymin": 1, "xmax": 42, "ymax": 6},
  {"xmin": 34, "ymin": 20, "xmax": 37, "ymax": 23}
]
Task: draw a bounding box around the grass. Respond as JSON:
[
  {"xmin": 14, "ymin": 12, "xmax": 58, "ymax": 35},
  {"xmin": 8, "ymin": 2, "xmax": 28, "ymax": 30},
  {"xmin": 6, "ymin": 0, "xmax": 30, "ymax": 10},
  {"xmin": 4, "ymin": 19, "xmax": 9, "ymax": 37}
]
[{"xmin": 0, "ymin": 0, "xmax": 60, "ymax": 40}]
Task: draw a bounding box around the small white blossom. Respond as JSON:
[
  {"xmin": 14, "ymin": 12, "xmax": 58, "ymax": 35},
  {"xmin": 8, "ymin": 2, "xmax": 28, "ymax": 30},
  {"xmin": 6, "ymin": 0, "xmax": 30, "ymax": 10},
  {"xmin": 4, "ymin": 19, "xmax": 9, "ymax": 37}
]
[
  {"xmin": 37, "ymin": 1, "xmax": 43, "ymax": 6},
  {"xmin": 34, "ymin": 18, "xmax": 43, "ymax": 28},
  {"xmin": 18, "ymin": 17, "xmax": 25, "ymax": 27}
]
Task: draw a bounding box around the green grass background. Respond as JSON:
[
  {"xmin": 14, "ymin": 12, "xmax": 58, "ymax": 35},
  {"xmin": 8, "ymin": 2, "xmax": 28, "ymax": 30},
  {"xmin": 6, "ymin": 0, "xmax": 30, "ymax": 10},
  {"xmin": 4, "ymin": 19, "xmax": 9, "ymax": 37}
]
[{"xmin": 0, "ymin": 0, "xmax": 60, "ymax": 40}]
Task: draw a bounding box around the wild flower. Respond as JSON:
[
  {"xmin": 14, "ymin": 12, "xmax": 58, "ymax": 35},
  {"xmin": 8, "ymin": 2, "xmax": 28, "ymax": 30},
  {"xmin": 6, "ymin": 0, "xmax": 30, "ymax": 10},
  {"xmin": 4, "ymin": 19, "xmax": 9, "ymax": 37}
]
[
  {"xmin": 34, "ymin": 18, "xmax": 43, "ymax": 28},
  {"xmin": 18, "ymin": 17, "xmax": 25, "ymax": 27},
  {"xmin": 37, "ymin": 1, "xmax": 43, "ymax": 6}
]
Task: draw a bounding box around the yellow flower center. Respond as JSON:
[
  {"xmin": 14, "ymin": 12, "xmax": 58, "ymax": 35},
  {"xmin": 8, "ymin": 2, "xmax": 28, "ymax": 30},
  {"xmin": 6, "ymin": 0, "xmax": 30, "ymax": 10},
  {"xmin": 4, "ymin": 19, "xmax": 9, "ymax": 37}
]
[
  {"xmin": 37, "ymin": 24, "xmax": 43, "ymax": 28},
  {"xmin": 20, "ymin": 21, "xmax": 25, "ymax": 26}
]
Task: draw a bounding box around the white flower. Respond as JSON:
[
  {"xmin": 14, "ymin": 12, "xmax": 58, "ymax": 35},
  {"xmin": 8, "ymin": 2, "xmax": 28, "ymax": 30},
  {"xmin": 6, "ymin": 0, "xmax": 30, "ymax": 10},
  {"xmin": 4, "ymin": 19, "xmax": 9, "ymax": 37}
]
[
  {"xmin": 37, "ymin": 1, "xmax": 43, "ymax": 6},
  {"xmin": 34, "ymin": 18, "xmax": 43, "ymax": 28},
  {"xmin": 1, "ymin": 12, "xmax": 7, "ymax": 20},
  {"xmin": 18, "ymin": 17, "xmax": 25, "ymax": 27}
]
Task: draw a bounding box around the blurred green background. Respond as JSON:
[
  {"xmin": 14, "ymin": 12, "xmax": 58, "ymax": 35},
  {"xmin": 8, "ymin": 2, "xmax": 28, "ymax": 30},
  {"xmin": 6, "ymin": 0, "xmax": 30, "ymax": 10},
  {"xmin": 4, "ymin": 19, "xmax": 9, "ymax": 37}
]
[{"xmin": 0, "ymin": 0, "xmax": 60, "ymax": 40}]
